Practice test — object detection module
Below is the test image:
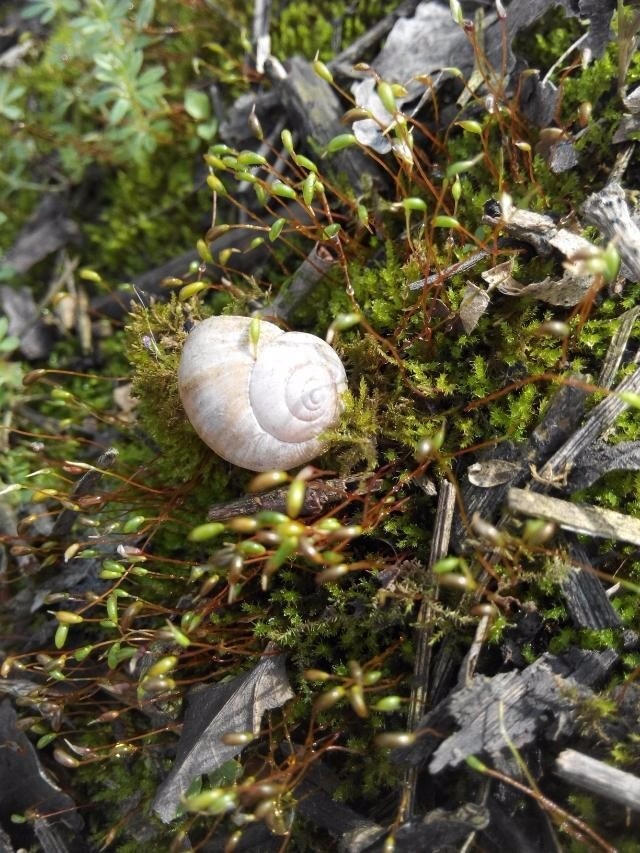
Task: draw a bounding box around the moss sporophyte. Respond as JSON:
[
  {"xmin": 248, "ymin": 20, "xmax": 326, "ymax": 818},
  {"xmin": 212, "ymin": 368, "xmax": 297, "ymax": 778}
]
[{"xmin": 3, "ymin": 1, "xmax": 640, "ymax": 850}]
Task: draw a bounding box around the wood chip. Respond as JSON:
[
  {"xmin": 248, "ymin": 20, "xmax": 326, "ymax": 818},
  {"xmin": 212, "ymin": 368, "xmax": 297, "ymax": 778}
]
[
  {"xmin": 207, "ymin": 476, "xmax": 381, "ymax": 521},
  {"xmin": 534, "ymin": 362, "xmax": 640, "ymax": 484},
  {"xmin": 1, "ymin": 194, "xmax": 80, "ymax": 275},
  {"xmin": 508, "ymin": 487, "xmax": 640, "ymax": 547},
  {"xmin": 416, "ymin": 648, "xmax": 619, "ymax": 775},
  {"xmin": 0, "ymin": 285, "xmax": 52, "ymax": 360},
  {"xmin": 483, "ymin": 203, "xmax": 594, "ymax": 259},
  {"xmin": 556, "ymin": 749, "xmax": 640, "ymax": 813},
  {"xmin": 558, "ymin": 552, "xmax": 621, "ymax": 630},
  {"xmin": 598, "ymin": 305, "xmax": 640, "ymax": 388},
  {"xmin": 493, "ymin": 267, "xmax": 593, "ymax": 307},
  {"xmin": 257, "ymin": 242, "xmax": 336, "ymax": 323},
  {"xmin": 568, "ymin": 440, "xmax": 640, "ymax": 490},
  {"xmin": 583, "ymin": 181, "xmax": 640, "ymax": 281},
  {"xmin": 459, "ymin": 283, "xmax": 490, "ymax": 333}
]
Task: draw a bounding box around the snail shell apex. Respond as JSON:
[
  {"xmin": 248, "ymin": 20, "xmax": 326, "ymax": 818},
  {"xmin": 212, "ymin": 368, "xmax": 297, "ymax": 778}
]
[{"xmin": 178, "ymin": 315, "xmax": 348, "ymax": 472}]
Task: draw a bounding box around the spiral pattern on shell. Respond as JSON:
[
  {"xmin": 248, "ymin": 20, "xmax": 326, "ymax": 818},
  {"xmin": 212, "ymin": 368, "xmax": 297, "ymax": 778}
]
[{"xmin": 177, "ymin": 315, "xmax": 348, "ymax": 472}]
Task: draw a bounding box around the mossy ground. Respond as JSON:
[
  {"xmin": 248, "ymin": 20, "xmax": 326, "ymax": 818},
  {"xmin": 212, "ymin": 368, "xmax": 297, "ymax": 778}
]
[{"xmin": 2, "ymin": 1, "xmax": 640, "ymax": 850}]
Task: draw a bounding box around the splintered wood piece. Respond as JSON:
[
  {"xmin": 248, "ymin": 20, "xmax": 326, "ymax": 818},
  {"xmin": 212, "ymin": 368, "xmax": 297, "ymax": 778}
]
[
  {"xmin": 535, "ymin": 362, "xmax": 640, "ymax": 485},
  {"xmin": 258, "ymin": 243, "xmax": 336, "ymax": 323},
  {"xmin": 329, "ymin": 0, "xmax": 423, "ymax": 73},
  {"xmin": 568, "ymin": 439, "xmax": 640, "ymax": 490},
  {"xmin": 491, "ymin": 266, "xmax": 593, "ymax": 307},
  {"xmin": 279, "ymin": 56, "xmax": 372, "ymax": 190},
  {"xmin": 482, "ymin": 204, "xmax": 593, "ymax": 258},
  {"xmin": 293, "ymin": 761, "xmax": 386, "ymax": 851},
  {"xmin": 208, "ymin": 479, "xmax": 346, "ymax": 521},
  {"xmin": 153, "ymin": 649, "xmax": 293, "ymax": 823},
  {"xmin": 583, "ymin": 182, "xmax": 640, "ymax": 280},
  {"xmin": 508, "ymin": 487, "xmax": 640, "ymax": 547},
  {"xmin": 556, "ymin": 749, "xmax": 640, "ymax": 813},
  {"xmin": 598, "ymin": 305, "xmax": 640, "ymax": 388},
  {"xmin": 392, "ymin": 648, "xmax": 619, "ymax": 773},
  {"xmin": 402, "ymin": 481, "xmax": 457, "ymax": 821},
  {"xmin": 2, "ymin": 194, "xmax": 80, "ymax": 275},
  {"xmin": 425, "ymin": 648, "xmax": 618, "ymax": 775},
  {"xmin": 451, "ymin": 380, "xmax": 588, "ymax": 543},
  {"xmin": 559, "ymin": 561, "xmax": 621, "ymax": 630}
]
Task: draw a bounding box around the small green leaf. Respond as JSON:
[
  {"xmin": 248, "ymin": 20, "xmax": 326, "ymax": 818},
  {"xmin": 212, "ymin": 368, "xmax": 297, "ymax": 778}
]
[
  {"xmin": 79, "ymin": 268, "xmax": 102, "ymax": 282},
  {"xmin": 122, "ymin": 515, "xmax": 146, "ymax": 533},
  {"xmin": 196, "ymin": 120, "xmax": 218, "ymax": 141},
  {"xmin": 135, "ymin": 0, "xmax": 156, "ymax": 28},
  {"xmin": 206, "ymin": 174, "xmax": 227, "ymax": 195},
  {"xmin": 107, "ymin": 643, "xmax": 137, "ymax": 669},
  {"xmin": 110, "ymin": 97, "xmax": 130, "ymax": 124},
  {"xmin": 465, "ymin": 754, "xmax": 488, "ymax": 772},
  {"xmin": 302, "ymin": 172, "xmax": 316, "ymax": 207},
  {"xmin": 446, "ymin": 153, "xmax": 484, "ymax": 177},
  {"xmin": 331, "ymin": 312, "xmax": 361, "ymax": 332},
  {"xmin": 281, "ymin": 129, "xmax": 294, "ymax": 154},
  {"xmin": 184, "ymin": 89, "xmax": 211, "ymax": 121},
  {"xmin": 286, "ymin": 479, "xmax": 306, "ymax": 519},
  {"xmin": 237, "ymin": 150, "xmax": 267, "ymax": 167},
  {"xmin": 196, "ymin": 238, "xmax": 213, "ymax": 263},
  {"xmin": 293, "ymin": 154, "xmax": 317, "ymax": 172},
  {"xmin": 432, "ymin": 556, "xmax": 463, "ymax": 574},
  {"xmin": 376, "ymin": 80, "xmax": 396, "ymax": 114}
]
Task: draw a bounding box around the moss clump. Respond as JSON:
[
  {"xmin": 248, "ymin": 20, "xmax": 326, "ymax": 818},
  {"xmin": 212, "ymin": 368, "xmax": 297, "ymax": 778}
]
[
  {"xmin": 5, "ymin": 2, "xmax": 640, "ymax": 851},
  {"xmin": 272, "ymin": 0, "xmax": 391, "ymax": 61},
  {"xmin": 82, "ymin": 159, "xmax": 209, "ymax": 280},
  {"xmin": 124, "ymin": 297, "xmax": 214, "ymax": 482}
]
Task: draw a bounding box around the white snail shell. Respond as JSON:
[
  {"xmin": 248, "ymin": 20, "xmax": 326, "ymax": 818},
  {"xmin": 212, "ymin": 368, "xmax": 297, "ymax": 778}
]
[{"xmin": 178, "ymin": 315, "xmax": 348, "ymax": 472}]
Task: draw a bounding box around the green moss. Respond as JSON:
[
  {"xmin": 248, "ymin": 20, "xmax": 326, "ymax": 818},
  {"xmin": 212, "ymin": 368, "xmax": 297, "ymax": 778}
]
[
  {"xmin": 6, "ymin": 2, "xmax": 640, "ymax": 849},
  {"xmin": 76, "ymin": 747, "xmax": 177, "ymax": 850},
  {"xmin": 124, "ymin": 298, "xmax": 216, "ymax": 481},
  {"xmin": 272, "ymin": 0, "xmax": 390, "ymax": 61},
  {"xmin": 82, "ymin": 158, "xmax": 208, "ymax": 280}
]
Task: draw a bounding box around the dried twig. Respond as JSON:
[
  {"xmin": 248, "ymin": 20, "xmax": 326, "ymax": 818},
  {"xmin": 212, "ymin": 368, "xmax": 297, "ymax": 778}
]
[
  {"xmin": 401, "ymin": 480, "xmax": 456, "ymax": 821},
  {"xmin": 50, "ymin": 448, "xmax": 119, "ymax": 539},
  {"xmin": 251, "ymin": 0, "xmax": 271, "ymax": 73},
  {"xmin": 407, "ymin": 250, "xmax": 490, "ymax": 291},
  {"xmin": 207, "ymin": 476, "xmax": 380, "ymax": 521},
  {"xmin": 598, "ymin": 305, "xmax": 640, "ymax": 388},
  {"xmin": 555, "ymin": 749, "xmax": 640, "ymax": 814},
  {"xmin": 508, "ymin": 487, "xmax": 640, "ymax": 547},
  {"xmin": 256, "ymin": 243, "xmax": 336, "ymax": 323}
]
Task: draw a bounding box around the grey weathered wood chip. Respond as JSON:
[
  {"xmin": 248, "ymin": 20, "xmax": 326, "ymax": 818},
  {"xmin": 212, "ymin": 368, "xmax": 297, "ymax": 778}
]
[{"xmin": 508, "ymin": 487, "xmax": 640, "ymax": 547}]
